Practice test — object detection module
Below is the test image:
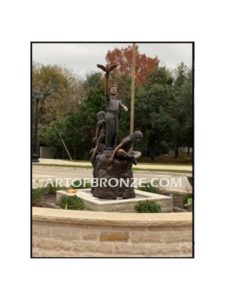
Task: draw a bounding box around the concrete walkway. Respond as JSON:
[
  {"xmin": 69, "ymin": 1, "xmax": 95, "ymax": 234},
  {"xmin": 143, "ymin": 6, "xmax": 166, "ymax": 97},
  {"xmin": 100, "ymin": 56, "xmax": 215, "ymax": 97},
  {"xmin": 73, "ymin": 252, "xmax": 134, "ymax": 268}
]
[
  {"xmin": 36, "ymin": 158, "xmax": 192, "ymax": 173},
  {"xmin": 33, "ymin": 165, "xmax": 192, "ymax": 193}
]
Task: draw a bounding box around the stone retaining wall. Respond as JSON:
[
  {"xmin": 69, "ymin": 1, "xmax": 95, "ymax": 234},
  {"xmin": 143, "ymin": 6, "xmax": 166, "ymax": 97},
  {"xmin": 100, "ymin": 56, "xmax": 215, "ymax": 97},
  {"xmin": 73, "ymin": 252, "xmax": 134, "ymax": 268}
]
[{"xmin": 32, "ymin": 208, "xmax": 193, "ymax": 257}]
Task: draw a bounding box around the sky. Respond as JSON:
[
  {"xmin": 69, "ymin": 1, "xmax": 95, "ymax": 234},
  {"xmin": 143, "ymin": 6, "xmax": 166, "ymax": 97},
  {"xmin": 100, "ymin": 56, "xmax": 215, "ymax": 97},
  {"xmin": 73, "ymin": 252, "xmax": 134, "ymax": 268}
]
[{"xmin": 32, "ymin": 42, "xmax": 193, "ymax": 79}]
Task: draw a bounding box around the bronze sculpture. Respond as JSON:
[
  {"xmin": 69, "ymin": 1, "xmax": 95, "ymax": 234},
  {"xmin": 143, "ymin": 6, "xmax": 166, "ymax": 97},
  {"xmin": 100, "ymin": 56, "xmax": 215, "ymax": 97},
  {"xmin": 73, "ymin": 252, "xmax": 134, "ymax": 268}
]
[
  {"xmin": 105, "ymin": 86, "xmax": 128, "ymax": 149},
  {"xmin": 109, "ymin": 131, "xmax": 143, "ymax": 164},
  {"xmin": 97, "ymin": 64, "xmax": 128, "ymax": 149},
  {"xmin": 90, "ymin": 64, "xmax": 143, "ymax": 199},
  {"xmin": 90, "ymin": 111, "xmax": 106, "ymax": 161}
]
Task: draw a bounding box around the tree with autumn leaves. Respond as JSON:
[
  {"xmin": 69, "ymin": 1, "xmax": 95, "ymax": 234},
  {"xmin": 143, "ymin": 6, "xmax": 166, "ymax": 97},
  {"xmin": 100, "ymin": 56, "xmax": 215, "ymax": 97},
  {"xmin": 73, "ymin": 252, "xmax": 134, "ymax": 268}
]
[{"xmin": 106, "ymin": 45, "xmax": 159, "ymax": 86}]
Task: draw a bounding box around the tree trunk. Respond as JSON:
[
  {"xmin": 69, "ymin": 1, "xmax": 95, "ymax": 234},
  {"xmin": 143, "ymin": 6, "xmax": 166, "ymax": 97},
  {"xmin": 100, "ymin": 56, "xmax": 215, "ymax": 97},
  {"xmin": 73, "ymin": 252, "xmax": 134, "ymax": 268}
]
[
  {"xmin": 187, "ymin": 147, "xmax": 190, "ymax": 156},
  {"xmin": 150, "ymin": 146, "xmax": 155, "ymax": 161},
  {"xmin": 146, "ymin": 138, "xmax": 150, "ymax": 157},
  {"xmin": 175, "ymin": 146, "xmax": 179, "ymax": 159},
  {"xmin": 150, "ymin": 152, "xmax": 155, "ymax": 161},
  {"xmin": 147, "ymin": 137, "xmax": 155, "ymax": 161}
]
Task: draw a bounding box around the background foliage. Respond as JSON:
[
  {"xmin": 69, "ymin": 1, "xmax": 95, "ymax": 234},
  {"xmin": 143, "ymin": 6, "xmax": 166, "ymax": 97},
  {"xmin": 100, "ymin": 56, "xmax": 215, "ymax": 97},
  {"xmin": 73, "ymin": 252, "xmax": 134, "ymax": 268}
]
[{"xmin": 32, "ymin": 46, "xmax": 193, "ymax": 161}]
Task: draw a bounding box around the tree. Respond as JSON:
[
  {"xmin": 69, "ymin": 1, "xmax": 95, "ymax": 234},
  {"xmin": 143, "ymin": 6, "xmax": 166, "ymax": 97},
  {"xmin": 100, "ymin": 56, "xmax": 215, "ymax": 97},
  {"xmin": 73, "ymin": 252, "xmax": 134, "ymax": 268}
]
[
  {"xmin": 32, "ymin": 63, "xmax": 83, "ymax": 124},
  {"xmin": 32, "ymin": 63, "xmax": 85, "ymax": 158},
  {"xmin": 170, "ymin": 63, "xmax": 193, "ymax": 158},
  {"xmin": 135, "ymin": 67, "xmax": 175, "ymax": 160},
  {"xmin": 106, "ymin": 45, "xmax": 159, "ymax": 85},
  {"xmin": 61, "ymin": 73, "xmax": 105, "ymax": 159}
]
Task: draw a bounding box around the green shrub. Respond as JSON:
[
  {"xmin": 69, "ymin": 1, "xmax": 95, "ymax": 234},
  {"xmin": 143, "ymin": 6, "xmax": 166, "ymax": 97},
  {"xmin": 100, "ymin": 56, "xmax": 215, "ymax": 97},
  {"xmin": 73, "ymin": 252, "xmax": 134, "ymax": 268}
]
[
  {"xmin": 44, "ymin": 182, "xmax": 62, "ymax": 193},
  {"xmin": 135, "ymin": 200, "xmax": 161, "ymax": 213},
  {"xmin": 184, "ymin": 197, "xmax": 192, "ymax": 211},
  {"xmin": 183, "ymin": 194, "xmax": 192, "ymax": 204},
  {"xmin": 138, "ymin": 182, "xmax": 160, "ymax": 194},
  {"xmin": 59, "ymin": 195, "xmax": 85, "ymax": 210},
  {"xmin": 32, "ymin": 181, "xmax": 90, "ymax": 208},
  {"xmin": 32, "ymin": 182, "xmax": 62, "ymax": 206},
  {"xmin": 32, "ymin": 188, "xmax": 45, "ymax": 205}
]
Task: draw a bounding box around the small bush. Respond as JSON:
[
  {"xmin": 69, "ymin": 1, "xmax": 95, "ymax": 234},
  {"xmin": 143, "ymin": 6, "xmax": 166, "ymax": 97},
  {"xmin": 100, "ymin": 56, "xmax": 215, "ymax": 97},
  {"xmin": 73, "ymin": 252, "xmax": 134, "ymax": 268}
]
[
  {"xmin": 59, "ymin": 195, "xmax": 85, "ymax": 210},
  {"xmin": 135, "ymin": 200, "xmax": 161, "ymax": 213},
  {"xmin": 32, "ymin": 188, "xmax": 45, "ymax": 205},
  {"xmin": 184, "ymin": 197, "xmax": 192, "ymax": 211},
  {"xmin": 183, "ymin": 194, "xmax": 192, "ymax": 205},
  {"xmin": 138, "ymin": 182, "xmax": 160, "ymax": 194},
  {"xmin": 44, "ymin": 182, "xmax": 62, "ymax": 193}
]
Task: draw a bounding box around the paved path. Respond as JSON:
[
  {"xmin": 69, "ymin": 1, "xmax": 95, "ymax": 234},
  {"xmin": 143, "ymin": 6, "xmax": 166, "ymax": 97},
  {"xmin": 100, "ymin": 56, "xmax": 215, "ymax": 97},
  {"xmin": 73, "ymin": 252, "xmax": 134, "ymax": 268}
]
[
  {"xmin": 36, "ymin": 158, "xmax": 192, "ymax": 173},
  {"xmin": 33, "ymin": 165, "xmax": 192, "ymax": 193}
]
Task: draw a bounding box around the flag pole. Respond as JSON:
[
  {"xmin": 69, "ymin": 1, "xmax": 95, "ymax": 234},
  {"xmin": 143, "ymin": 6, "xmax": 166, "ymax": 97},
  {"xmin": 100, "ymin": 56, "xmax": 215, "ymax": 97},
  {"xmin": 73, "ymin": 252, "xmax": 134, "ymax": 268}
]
[{"xmin": 130, "ymin": 43, "xmax": 136, "ymax": 134}]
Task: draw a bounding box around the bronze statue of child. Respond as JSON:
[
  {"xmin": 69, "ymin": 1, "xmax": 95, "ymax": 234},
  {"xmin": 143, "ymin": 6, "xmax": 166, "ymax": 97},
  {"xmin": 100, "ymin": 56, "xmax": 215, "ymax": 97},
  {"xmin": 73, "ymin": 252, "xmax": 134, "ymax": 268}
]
[
  {"xmin": 109, "ymin": 131, "xmax": 143, "ymax": 165},
  {"xmin": 90, "ymin": 111, "xmax": 106, "ymax": 161}
]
